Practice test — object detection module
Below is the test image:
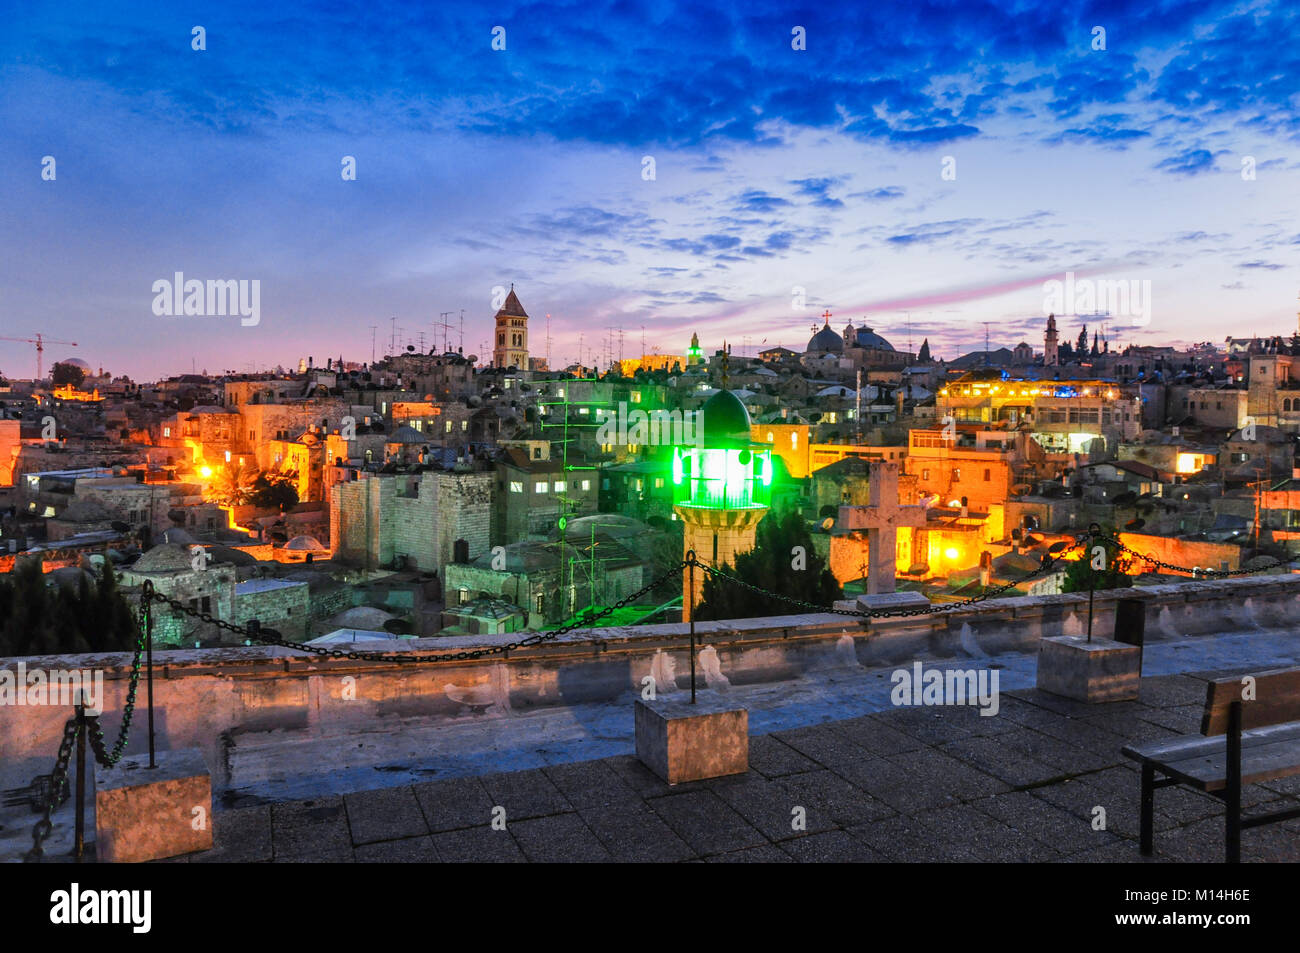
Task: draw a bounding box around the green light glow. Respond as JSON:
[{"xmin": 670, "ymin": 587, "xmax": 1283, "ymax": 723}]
[{"xmin": 672, "ymin": 446, "xmax": 772, "ymax": 509}]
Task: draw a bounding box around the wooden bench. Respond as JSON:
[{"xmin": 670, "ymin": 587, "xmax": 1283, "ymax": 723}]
[{"xmin": 1121, "ymin": 666, "xmax": 1300, "ymax": 862}]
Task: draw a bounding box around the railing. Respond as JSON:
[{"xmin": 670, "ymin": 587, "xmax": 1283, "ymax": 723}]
[{"xmin": 10, "ymin": 526, "xmax": 1295, "ymax": 862}]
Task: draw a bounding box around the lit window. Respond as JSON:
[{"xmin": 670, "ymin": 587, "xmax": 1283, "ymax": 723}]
[
  {"xmin": 554, "ymin": 481, "xmax": 567, "ymax": 493},
  {"xmin": 580, "ymin": 480, "xmax": 590, "ymax": 491},
  {"xmin": 163, "ymin": 426, "xmax": 171, "ymax": 437},
  {"xmin": 461, "ymin": 421, "xmax": 468, "ymax": 431},
  {"xmin": 535, "ymin": 482, "xmax": 548, "ymax": 493},
  {"xmin": 510, "ymin": 481, "xmax": 523, "ymax": 493},
  {"xmin": 445, "ymin": 421, "xmax": 453, "ymax": 432}
]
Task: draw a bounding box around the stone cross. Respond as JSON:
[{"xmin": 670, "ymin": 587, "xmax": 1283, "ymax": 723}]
[{"xmin": 838, "ymin": 461, "xmax": 928, "ymax": 594}]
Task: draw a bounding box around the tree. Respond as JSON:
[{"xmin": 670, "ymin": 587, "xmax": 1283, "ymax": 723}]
[
  {"xmin": 1076, "ymin": 325, "xmax": 1088, "ymax": 359},
  {"xmin": 247, "ymin": 473, "xmax": 298, "ymax": 511},
  {"xmin": 1061, "ymin": 530, "xmax": 1133, "ymax": 593},
  {"xmin": 51, "ymin": 361, "xmax": 85, "ymax": 388},
  {"xmin": 917, "ymin": 338, "xmax": 931, "ymax": 363},
  {"xmin": 0, "ymin": 560, "xmax": 141, "ymax": 656},
  {"xmin": 693, "ymin": 510, "xmax": 842, "ymax": 620}
]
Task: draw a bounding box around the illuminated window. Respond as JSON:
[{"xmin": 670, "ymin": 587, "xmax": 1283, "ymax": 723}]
[
  {"xmin": 535, "ymin": 482, "xmax": 548, "ymax": 493},
  {"xmin": 580, "ymin": 480, "xmax": 590, "ymax": 491},
  {"xmin": 509, "ymin": 481, "xmax": 523, "ymax": 493},
  {"xmin": 163, "ymin": 426, "xmax": 171, "ymax": 438},
  {"xmin": 554, "ymin": 481, "xmax": 567, "ymax": 493}
]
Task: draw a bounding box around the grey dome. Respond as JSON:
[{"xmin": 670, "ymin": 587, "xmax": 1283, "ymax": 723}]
[
  {"xmin": 848, "ymin": 326, "xmax": 895, "ymax": 351},
  {"xmin": 806, "ymin": 322, "xmax": 843, "ymax": 354}
]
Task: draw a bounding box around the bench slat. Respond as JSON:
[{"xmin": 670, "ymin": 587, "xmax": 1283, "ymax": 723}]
[
  {"xmin": 1123, "ymin": 721, "xmax": 1300, "ymax": 764},
  {"xmin": 1201, "ymin": 668, "xmax": 1300, "ymax": 736},
  {"xmin": 1123, "ymin": 725, "xmax": 1300, "ymax": 792}
]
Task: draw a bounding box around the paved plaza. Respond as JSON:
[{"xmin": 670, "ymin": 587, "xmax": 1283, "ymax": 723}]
[{"xmin": 145, "ymin": 673, "xmax": 1300, "ymax": 863}]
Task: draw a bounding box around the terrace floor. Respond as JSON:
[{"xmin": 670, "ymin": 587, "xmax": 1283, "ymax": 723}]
[{"xmin": 134, "ymin": 674, "xmax": 1300, "ymax": 863}]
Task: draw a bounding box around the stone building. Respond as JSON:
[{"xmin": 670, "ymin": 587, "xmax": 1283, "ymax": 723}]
[
  {"xmin": 330, "ymin": 468, "xmax": 493, "ymax": 574},
  {"xmin": 120, "ymin": 542, "xmax": 238, "ymax": 646}
]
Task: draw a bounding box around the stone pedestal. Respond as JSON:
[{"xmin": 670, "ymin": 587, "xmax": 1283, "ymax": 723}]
[
  {"xmin": 94, "ymin": 748, "xmax": 212, "ymax": 863},
  {"xmin": 1037, "ymin": 635, "xmax": 1141, "ymax": 703},
  {"xmin": 635, "ymin": 696, "xmax": 748, "ymax": 784},
  {"xmin": 855, "ymin": 591, "xmax": 931, "ymax": 614}
]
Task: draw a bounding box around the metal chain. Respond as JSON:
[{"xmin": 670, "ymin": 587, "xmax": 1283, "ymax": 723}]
[
  {"xmin": 23, "ymin": 715, "xmax": 79, "ymax": 863},
  {"xmin": 1087, "ymin": 529, "xmax": 1294, "ymax": 579},
  {"xmin": 143, "ymin": 561, "xmax": 692, "ymax": 664},
  {"xmin": 695, "ymin": 531, "xmax": 1092, "ymax": 619}
]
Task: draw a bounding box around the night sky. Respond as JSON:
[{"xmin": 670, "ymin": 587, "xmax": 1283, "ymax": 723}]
[{"xmin": 2, "ymin": 0, "xmax": 1297, "ymax": 379}]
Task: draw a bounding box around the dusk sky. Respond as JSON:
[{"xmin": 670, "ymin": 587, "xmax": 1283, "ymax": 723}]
[{"xmin": 2, "ymin": 0, "xmax": 1298, "ymax": 380}]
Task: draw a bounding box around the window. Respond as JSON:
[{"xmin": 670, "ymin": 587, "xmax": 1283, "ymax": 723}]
[
  {"xmin": 509, "ymin": 481, "xmax": 524, "ymax": 493},
  {"xmin": 535, "ymin": 482, "xmax": 548, "ymax": 493},
  {"xmin": 461, "ymin": 421, "xmax": 468, "ymax": 431},
  {"xmin": 554, "ymin": 481, "xmax": 567, "ymax": 493},
  {"xmin": 580, "ymin": 480, "xmax": 590, "ymax": 491},
  {"xmin": 654, "ymin": 477, "xmax": 664, "ymax": 489},
  {"xmin": 533, "ymin": 447, "xmax": 542, "ymax": 459},
  {"xmin": 922, "ymin": 468, "xmax": 930, "ymax": 480},
  {"xmin": 952, "ymin": 468, "xmax": 961, "ymax": 481},
  {"xmin": 163, "ymin": 426, "xmax": 171, "ymax": 438},
  {"xmin": 983, "ymin": 469, "xmax": 991, "ymax": 482},
  {"xmin": 445, "ymin": 420, "xmax": 453, "ymax": 432}
]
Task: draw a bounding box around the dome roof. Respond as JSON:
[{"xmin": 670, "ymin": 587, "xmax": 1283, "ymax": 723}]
[
  {"xmin": 700, "ymin": 389, "xmax": 752, "ymax": 448},
  {"xmin": 56, "ymin": 357, "xmax": 92, "ymax": 371},
  {"xmin": 806, "ymin": 323, "xmax": 843, "ymax": 354},
  {"xmin": 132, "ymin": 543, "xmax": 197, "ymax": 573},
  {"xmin": 388, "ymin": 425, "xmax": 425, "ymax": 444},
  {"xmin": 283, "ymin": 534, "xmax": 327, "ymax": 551},
  {"xmin": 848, "ymin": 326, "xmax": 894, "ymax": 351}
]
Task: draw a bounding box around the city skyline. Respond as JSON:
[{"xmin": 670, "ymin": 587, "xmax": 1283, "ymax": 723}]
[{"xmin": 3, "ymin": 0, "xmax": 1299, "ymax": 380}]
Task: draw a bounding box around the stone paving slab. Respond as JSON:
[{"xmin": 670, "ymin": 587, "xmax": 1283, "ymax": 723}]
[{"xmin": 73, "ymin": 671, "xmax": 1300, "ymax": 864}]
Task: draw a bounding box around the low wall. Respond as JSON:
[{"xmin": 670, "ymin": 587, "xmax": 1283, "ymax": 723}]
[{"xmin": 3, "ymin": 575, "xmax": 1299, "ymax": 793}]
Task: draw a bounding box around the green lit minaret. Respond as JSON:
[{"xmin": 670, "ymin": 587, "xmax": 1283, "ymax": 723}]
[{"xmin": 672, "ymin": 355, "xmax": 772, "ymax": 619}]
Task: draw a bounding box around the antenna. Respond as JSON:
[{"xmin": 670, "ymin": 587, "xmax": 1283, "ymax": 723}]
[
  {"xmin": 368, "ymin": 325, "xmax": 377, "ymax": 364},
  {"xmin": 545, "ymin": 313, "xmax": 552, "ymax": 371}
]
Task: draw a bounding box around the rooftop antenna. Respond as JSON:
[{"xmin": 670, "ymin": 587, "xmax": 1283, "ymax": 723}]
[
  {"xmin": 458, "ymin": 310, "xmax": 465, "ymax": 352},
  {"xmin": 368, "ymin": 325, "xmax": 377, "ymax": 364},
  {"xmin": 545, "ymin": 312, "xmax": 552, "ymax": 370},
  {"xmin": 389, "ymin": 317, "xmax": 397, "ymax": 356},
  {"xmin": 437, "ymin": 312, "xmax": 455, "ymax": 354}
]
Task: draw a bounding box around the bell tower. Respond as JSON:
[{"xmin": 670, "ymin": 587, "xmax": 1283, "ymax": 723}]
[{"xmin": 493, "ymin": 284, "xmax": 529, "ymax": 370}]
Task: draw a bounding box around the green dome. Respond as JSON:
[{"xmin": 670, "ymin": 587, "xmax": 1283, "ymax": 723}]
[{"xmin": 701, "ymin": 389, "xmax": 752, "ymax": 448}]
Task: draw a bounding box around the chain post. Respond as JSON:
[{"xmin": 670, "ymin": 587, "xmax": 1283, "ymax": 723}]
[
  {"xmin": 686, "ymin": 551, "xmax": 697, "ymax": 703},
  {"xmin": 143, "ymin": 581, "xmax": 156, "ymax": 769},
  {"xmin": 74, "ymin": 705, "xmax": 86, "ymax": 862}
]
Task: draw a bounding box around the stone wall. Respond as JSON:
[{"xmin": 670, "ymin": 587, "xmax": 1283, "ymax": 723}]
[{"xmin": 5, "ymin": 573, "xmax": 1297, "ymax": 795}]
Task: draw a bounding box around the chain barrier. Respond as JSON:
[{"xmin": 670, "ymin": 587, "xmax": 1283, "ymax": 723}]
[{"xmin": 18, "ymin": 523, "xmax": 1294, "ymax": 860}]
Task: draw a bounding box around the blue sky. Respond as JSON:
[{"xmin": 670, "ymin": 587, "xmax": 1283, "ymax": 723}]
[{"xmin": 1, "ymin": 0, "xmax": 1297, "ymax": 379}]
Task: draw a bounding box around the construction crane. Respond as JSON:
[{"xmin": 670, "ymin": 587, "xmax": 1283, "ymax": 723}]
[{"xmin": 0, "ymin": 333, "xmax": 79, "ymax": 381}]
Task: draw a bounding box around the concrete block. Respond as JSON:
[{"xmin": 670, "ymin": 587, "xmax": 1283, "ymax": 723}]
[
  {"xmin": 635, "ymin": 696, "xmax": 748, "ymax": 784},
  {"xmin": 1036, "ymin": 635, "xmax": 1141, "ymax": 703},
  {"xmin": 94, "ymin": 748, "xmax": 212, "ymax": 863}
]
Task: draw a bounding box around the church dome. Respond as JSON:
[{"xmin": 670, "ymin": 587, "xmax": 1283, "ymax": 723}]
[
  {"xmin": 849, "ymin": 326, "xmax": 895, "ymax": 351},
  {"xmin": 806, "ymin": 322, "xmax": 843, "ymax": 354},
  {"xmin": 700, "ymin": 389, "xmax": 752, "ymax": 448}
]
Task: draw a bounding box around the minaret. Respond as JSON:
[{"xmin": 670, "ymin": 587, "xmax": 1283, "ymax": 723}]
[
  {"xmin": 492, "ymin": 284, "xmax": 529, "ymax": 370},
  {"xmin": 686, "ymin": 332, "xmax": 703, "ymax": 367},
  {"xmin": 1044, "ymin": 313, "xmax": 1059, "ymax": 366},
  {"xmin": 672, "ymin": 389, "xmax": 772, "ymax": 621}
]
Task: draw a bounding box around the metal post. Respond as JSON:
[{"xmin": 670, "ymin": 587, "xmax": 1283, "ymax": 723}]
[
  {"xmin": 144, "ymin": 584, "xmax": 156, "ymax": 769},
  {"xmin": 1087, "ymin": 576, "xmax": 1095, "ymax": 643},
  {"xmin": 74, "ymin": 706, "xmax": 86, "ymax": 862},
  {"xmin": 688, "ymin": 553, "xmax": 697, "ymax": 704}
]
